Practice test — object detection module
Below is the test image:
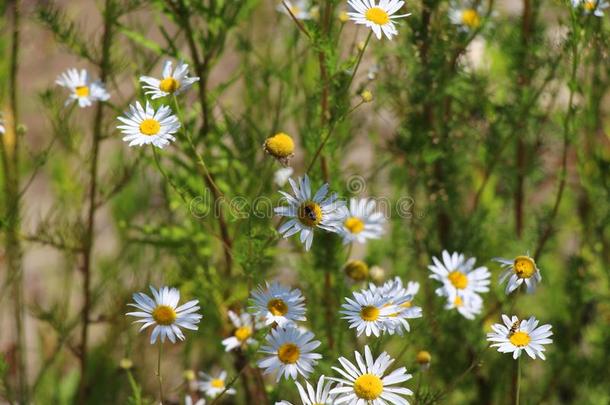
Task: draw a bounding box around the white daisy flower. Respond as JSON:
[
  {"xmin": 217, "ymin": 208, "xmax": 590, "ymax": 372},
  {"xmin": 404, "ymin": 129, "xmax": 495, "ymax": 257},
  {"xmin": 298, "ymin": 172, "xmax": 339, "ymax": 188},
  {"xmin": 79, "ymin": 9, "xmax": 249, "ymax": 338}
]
[
  {"xmin": 126, "ymin": 286, "xmax": 202, "ymax": 344},
  {"xmin": 339, "ymin": 198, "xmax": 385, "ymax": 245},
  {"xmin": 221, "ymin": 310, "xmax": 262, "ymax": 352},
  {"xmin": 329, "ymin": 345, "xmax": 413, "ymax": 404},
  {"xmin": 249, "ymin": 281, "xmax": 306, "ymax": 327},
  {"xmin": 572, "ymin": 0, "xmax": 609, "ymax": 16},
  {"xmin": 274, "ymin": 167, "xmax": 295, "ymax": 187},
  {"xmin": 448, "ymin": 2, "xmax": 484, "ymax": 31},
  {"xmin": 347, "ymin": 0, "xmax": 411, "ymax": 40},
  {"xmin": 258, "ymin": 325, "xmax": 322, "ymax": 382},
  {"xmin": 274, "ymin": 175, "xmax": 345, "ymax": 251},
  {"xmin": 277, "ymin": 0, "xmax": 312, "ymax": 20},
  {"xmin": 367, "ymin": 277, "xmax": 422, "ymax": 335},
  {"xmin": 117, "ymin": 101, "xmax": 180, "ymax": 149},
  {"xmin": 185, "ymin": 395, "xmax": 205, "ymax": 405},
  {"xmin": 277, "ymin": 375, "xmax": 337, "ymax": 405},
  {"xmin": 140, "ymin": 60, "xmax": 200, "ymax": 100},
  {"xmin": 340, "ymin": 289, "xmax": 397, "ymax": 337},
  {"xmin": 198, "ymin": 370, "xmax": 235, "ymax": 398},
  {"xmin": 428, "ymin": 250, "xmax": 490, "ymax": 303},
  {"xmin": 487, "ymin": 315, "xmax": 553, "ymax": 360},
  {"xmin": 55, "ymin": 68, "xmax": 110, "ymax": 108},
  {"xmin": 444, "ymin": 293, "xmax": 483, "ymax": 320},
  {"xmin": 494, "ymin": 254, "xmax": 542, "ymax": 295}
]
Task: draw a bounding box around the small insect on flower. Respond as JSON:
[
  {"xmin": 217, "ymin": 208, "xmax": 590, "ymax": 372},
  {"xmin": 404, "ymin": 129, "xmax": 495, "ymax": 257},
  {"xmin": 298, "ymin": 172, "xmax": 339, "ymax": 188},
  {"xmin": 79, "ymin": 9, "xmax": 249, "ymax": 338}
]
[
  {"xmin": 340, "ymin": 198, "xmax": 385, "ymax": 245},
  {"xmin": 487, "ymin": 315, "xmax": 553, "ymax": 360},
  {"xmin": 55, "ymin": 68, "xmax": 110, "ymax": 108},
  {"xmin": 274, "ymin": 175, "xmax": 345, "ymax": 251},
  {"xmin": 494, "ymin": 254, "xmax": 542, "ymax": 295},
  {"xmin": 250, "ymin": 281, "xmax": 307, "ymax": 327},
  {"xmin": 449, "ymin": 2, "xmax": 484, "ymax": 31},
  {"xmin": 117, "ymin": 101, "xmax": 180, "ymax": 149},
  {"xmin": 222, "ymin": 310, "xmax": 262, "ymax": 352},
  {"xmin": 264, "ymin": 132, "xmax": 295, "ymax": 165},
  {"xmin": 429, "ymin": 250, "xmax": 490, "ymax": 304},
  {"xmin": 276, "ymin": 375, "xmax": 337, "ymax": 405},
  {"xmin": 329, "ymin": 345, "xmax": 413, "ymax": 404},
  {"xmin": 198, "ymin": 370, "xmax": 235, "ymax": 398},
  {"xmin": 140, "ymin": 60, "xmax": 200, "ymax": 99},
  {"xmin": 572, "ymin": 0, "xmax": 609, "ymax": 16},
  {"xmin": 277, "ymin": 0, "xmax": 313, "ymax": 20},
  {"xmin": 340, "ymin": 289, "xmax": 397, "ymax": 337},
  {"xmin": 347, "ymin": 0, "xmax": 411, "ymax": 40},
  {"xmin": 126, "ymin": 286, "xmax": 202, "ymax": 344},
  {"xmin": 258, "ymin": 325, "xmax": 322, "ymax": 382}
]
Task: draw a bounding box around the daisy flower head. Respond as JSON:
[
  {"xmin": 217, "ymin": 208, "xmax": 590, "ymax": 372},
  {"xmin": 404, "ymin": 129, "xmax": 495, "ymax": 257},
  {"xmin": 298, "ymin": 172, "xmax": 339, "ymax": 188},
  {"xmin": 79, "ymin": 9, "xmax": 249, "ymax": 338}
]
[
  {"xmin": 487, "ymin": 315, "xmax": 553, "ymax": 360},
  {"xmin": 258, "ymin": 324, "xmax": 322, "ymax": 381},
  {"xmin": 340, "ymin": 197, "xmax": 385, "ymax": 245},
  {"xmin": 572, "ymin": 0, "xmax": 609, "ymax": 16},
  {"xmin": 428, "ymin": 250, "xmax": 490, "ymax": 302},
  {"xmin": 140, "ymin": 60, "xmax": 199, "ymax": 99},
  {"xmin": 444, "ymin": 292, "xmax": 483, "ymax": 320},
  {"xmin": 265, "ymin": 132, "xmax": 295, "ymax": 165},
  {"xmin": 277, "ymin": 0, "xmax": 313, "ymax": 20},
  {"xmin": 55, "ymin": 68, "xmax": 110, "ymax": 108},
  {"xmin": 340, "ymin": 289, "xmax": 396, "ymax": 337},
  {"xmin": 274, "ymin": 175, "xmax": 345, "ymax": 251},
  {"xmin": 368, "ymin": 277, "xmax": 422, "ymax": 335},
  {"xmin": 198, "ymin": 370, "xmax": 235, "ymax": 398},
  {"xmin": 117, "ymin": 101, "xmax": 180, "ymax": 149},
  {"xmin": 184, "ymin": 395, "xmax": 205, "ymax": 405},
  {"xmin": 449, "ymin": 2, "xmax": 484, "ymax": 31},
  {"xmin": 249, "ymin": 281, "xmax": 306, "ymax": 327},
  {"xmin": 347, "ymin": 0, "xmax": 411, "ymax": 40},
  {"xmin": 126, "ymin": 286, "xmax": 202, "ymax": 344},
  {"xmin": 221, "ymin": 310, "xmax": 262, "ymax": 352},
  {"xmin": 278, "ymin": 375, "xmax": 337, "ymax": 405},
  {"xmin": 329, "ymin": 345, "xmax": 413, "ymax": 404},
  {"xmin": 494, "ymin": 254, "xmax": 541, "ymax": 295}
]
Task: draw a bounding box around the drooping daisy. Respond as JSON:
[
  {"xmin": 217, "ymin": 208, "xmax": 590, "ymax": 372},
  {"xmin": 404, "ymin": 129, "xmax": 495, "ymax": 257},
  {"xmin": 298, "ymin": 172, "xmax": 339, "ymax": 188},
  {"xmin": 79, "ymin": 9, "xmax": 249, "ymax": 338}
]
[
  {"xmin": 55, "ymin": 68, "xmax": 110, "ymax": 108},
  {"xmin": 340, "ymin": 197, "xmax": 385, "ymax": 244},
  {"xmin": 277, "ymin": 375, "xmax": 337, "ymax": 405},
  {"xmin": 198, "ymin": 370, "xmax": 235, "ymax": 398},
  {"xmin": 117, "ymin": 101, "xmax": 180, "ymax": 149},
  {"xmin": 221, "ymin": 310, "xmax": 262, "ymax": 352},
  {"xmin": 487, "ymin": 315, "xmax": 553, "ymax": 360},
  {"xmin": 449, "ymin": 2, "xmax": 484, "ymax": 31},
  {"xmin": 250, "ymin": 281, "xmax": 306, "ymax": 326},
  {"xmin": 444, "ymin": 293, "xmax": 483, "ymax": 320},
  {"xmin": 340, "ymin": 289, "xmax": 396, "ymax": 337},
  {"xmin": 329, "ymin": 345, "xmax": 413, "ymax": 404},
  {"xmin": 572, "ymin": 0, "xmax": 609, "ymax": 16},
  {"xmin": 140, "ymin": 60, "xmax": 200, "ymax": 99},
  {"xmin": 277, "ymin": 0, "xmax": 313, "ymax": 20},
  {"xmin": 494, "ymin": 254, "xmax": 542, "ymax": 295},
  {"xmin": 275, "ymin": 175, "xmax": 345, "ymax": 251},
  {"xmin": 347, "ymin": 0, "xmax": 411, "ymax": 40},
  {"xmin": 258, "ymin": 325, "xmax": 322, "ymax": 381},
  {"xmin": 274, "ymin": 167, "xmax": 294, "ymax": 187},
  {"xmin": 428, "ymin": 250, "xmax": 490, "ymax": 302},
  {"xmin": 126, "ymin": 286, "xmax": 202, "ymax": 344}
]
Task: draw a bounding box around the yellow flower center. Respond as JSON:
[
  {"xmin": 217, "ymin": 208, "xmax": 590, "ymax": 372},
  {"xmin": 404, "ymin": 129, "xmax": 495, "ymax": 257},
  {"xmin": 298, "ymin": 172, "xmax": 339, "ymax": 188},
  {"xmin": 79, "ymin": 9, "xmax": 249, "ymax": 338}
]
[
  {"xmin": 234, "ymin": 326, "xmax": 252, "ymax": 342},
  {"xmin": 448, "ymin": 271, "xmax": 468, "ymax": 289},
  {"xmin": 298, "ymin": 201, "xmax": 322, "ymax": 227},
  {"xmin": 509, "ymin": 331, "xmax": 531, "ymax": 347},
  {"xmin": 152, "ymin": 305, "xmax": 176, "ymax": 325},
  {"xmin": 159, "ymin": 77, "xmax": 180, "ymax": 93},
  {"xmin": 267, "ymin": 298, "xmax": 288, "ymax": 316},
  {"xmin": 75, "ymin": 86, "xmax": 90, "ymax": 98},
  {"xmin": 584, "ymin": 1, "xmax": 596, "ymax": 10},
  {"xmin": 454, "ymin": 296, "xmax": 463, "ymax": 307},
  {"xmin": 416, "ymin": 350, "xmax": 431, "ymax": 365},
  {"xmin": 265, "ymin": 132, "xmax": 295, "ymax": 158},
  {"xmin": 461, "ymin": 9, "xmax": 481, "ymax": 28},
  {"xmin": 139, "ymin": 118, "xmax": 161, "ymax": 136},
  {"xmin": 353, "ymin": 374, "xmax": 383, "ymax": 400},
  {"xmin": 513, "ymin": 256, "xmax": 536, "ymax": 279},
  {"xmin": 278, "ymin": 343, "xmax": 300, "ymax": 364},
  {"xmin": 365, "ymin": 7, "xmax": 390, "ymax": 25},
  {"xmin": 211, "ymin": 378, "xmax": 225, "ymax": 389},
  {"xmin": 360, "ymin": 305, "xmax": 380, "ymax": 321},
  {"xmin": 344, "ymin": 260, "xmax": 369, "ymax": 281},
  {"xmin": 344, "ymin": 216, "xmax": 365, "ymax": 234}
]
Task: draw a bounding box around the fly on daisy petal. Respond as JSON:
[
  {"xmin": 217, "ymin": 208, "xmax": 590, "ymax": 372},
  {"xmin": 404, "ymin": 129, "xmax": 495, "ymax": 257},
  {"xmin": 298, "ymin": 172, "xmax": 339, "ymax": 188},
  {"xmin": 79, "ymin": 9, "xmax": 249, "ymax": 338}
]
[
  {"xmin": 56, "ymin": 68, "xmax": 110, "ymax": 108},
  {"xmin": 494, "ymin": 254, "xmax": 541, "ymax": 295},
  {"xmin": 347, "ymin": 0, "xmax": 411, "ymax": 40},
  {"xmin": 140, "ymin": 60, "xmax": 200, "ymax": 99},
  {"xmin": 126, "ymin": 286, "xmax": 202, "ymax": 344},
  {"xmin": 329, "ymin": 345, "xmax": 413, "ymax": 404},
  {"xmin": 258, "ymin": 325, "xmax": 322, "ymax": 382},
  {"xmin": 249, "ymin": 281, "xmax": 307, "ymax": 327},
  {"xmin": 198, "ymin": 370, "xmax": 235, "ymax": 398},
  {"xmin": 117, "ymin": 101, "xmax": 180, "ymax": 149},
  {"xmin": 340, "ymin": 197, "xmax": 385, "ymax": 245},
  {"xmin": 487, "ymin": 314, "xmax": 553, "ymax": 360}
]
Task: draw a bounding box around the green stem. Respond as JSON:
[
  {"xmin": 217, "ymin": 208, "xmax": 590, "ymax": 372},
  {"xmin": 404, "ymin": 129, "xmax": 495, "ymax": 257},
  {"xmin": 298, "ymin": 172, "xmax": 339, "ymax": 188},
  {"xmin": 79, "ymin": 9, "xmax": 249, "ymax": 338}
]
[
  {"xmin": 157, "ymin": 343, "xmax": 164, "ymax": 404},
  {"xmin": 514, "ymin": 356, "xmax": 521, "ymax": 405}
]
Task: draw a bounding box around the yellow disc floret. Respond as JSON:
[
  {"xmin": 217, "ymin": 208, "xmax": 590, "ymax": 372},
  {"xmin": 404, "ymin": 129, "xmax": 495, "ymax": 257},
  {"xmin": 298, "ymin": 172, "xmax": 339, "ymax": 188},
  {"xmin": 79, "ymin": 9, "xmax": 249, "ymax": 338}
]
[
  {"xmin": 139, "ymin": 118, "xmax": 161, "ymax": 136},
  {"xmin": 267, "ymin": 298, "xmax": 288, "ymax": 316},
  {"xmin": 448, "ymin": 271, "xmax": 468, "ymax": 289},
  {"xmin": 298, "ymin": 201, "xmax": 322, "ymax": 227},
  {"xmin": 344, "ymin": 260, "xmax": 369, "ymax": 281},
  {"xmin": 278, "ymin": 343, "xmax": 300, "ymax": 364},
  {"xmin": 353, "ymin": 374, "xmax": 383, "ymax": 400},
  {"xmin": 345, "ymin": 217, "xmax": 365, "ymax": 234},
  {"xmin": 265, "ymin": 132, "xmax": 295, "ymax": 159},
  {"xmin": 75, "ymin": 86, "xmax": 90, "ymax": 98},
  {"xmin": 360, "ymin": 305, "xmax": 380, "ymax": 321},
  {"xmin": 416, "ymin": 350, "xmax": 432, "ymax": 365},
  {"xmin": 461, "ymin": 9, "xmax": 481, "ymax": 28},
  {"xmin": 509, "ymin": 331, "xmax": 531, "ymax": 347},
  {"xmin": 234, "ymin": 326, "xmax": 253, "ymax": 342},
  {"xmin": 159, "ymin": 77, "xmax": 180, "ymax": 93},
  {"xmin": 152, "ymin": 305, "xmax": 177, "ymax": 325},
  {"xmin": 513, "ymin": 256, "xmax": 536, "ymax": 279},
  {"xmin": 365, "ymin": 7, "xmax": 390, "ymax": 25},
  {"xmin": 211, "ymin": 378, "xmax": 225, "ymax": 388}
]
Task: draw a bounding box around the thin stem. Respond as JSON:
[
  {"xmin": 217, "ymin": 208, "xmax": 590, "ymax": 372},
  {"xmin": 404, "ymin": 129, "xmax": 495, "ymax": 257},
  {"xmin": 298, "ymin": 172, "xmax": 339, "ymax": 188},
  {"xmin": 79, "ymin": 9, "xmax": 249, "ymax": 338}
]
[
  {"xmin": 281, "ymin": 0, "xmax": 310, "ymax": 38},
  {"xmin": 514, "ymin": 356, "xmax": 521, "ymax": 405},
  {"xmin": 157, "ymin": 343, "xmax": 164, "ymax": 404},
  {"xmin": 346, "ymin": 31, "xmax": 372, "ymax": 90},
  {"xmin": 209, "ymin": 366, "xmax": 247, "ymax": 405}
]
